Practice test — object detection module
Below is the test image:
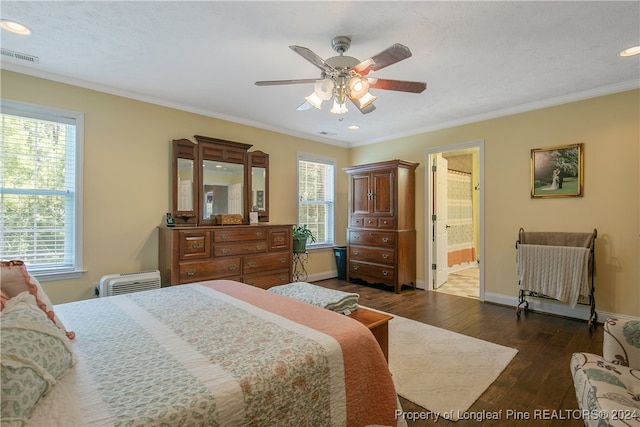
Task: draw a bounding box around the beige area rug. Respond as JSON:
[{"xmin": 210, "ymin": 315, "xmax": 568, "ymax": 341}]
[{"xmin": 388, "ymin": 314, "xmax": 518, "ymax": 420}]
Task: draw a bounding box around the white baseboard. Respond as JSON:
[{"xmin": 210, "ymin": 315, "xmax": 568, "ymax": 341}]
[{"xmin": 484, "ymin": 292, "xmax": 640, "ymax": 323}]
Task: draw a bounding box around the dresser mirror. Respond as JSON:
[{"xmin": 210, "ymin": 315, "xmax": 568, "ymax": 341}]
[{"xmin": 171, "ymin": 136, "xmax": 269, "ymax": 225}]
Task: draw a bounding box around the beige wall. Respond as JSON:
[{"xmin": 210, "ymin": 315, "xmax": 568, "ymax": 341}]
[
  {"xmin": 1, "ymin": 71, "xmax": 350, "ymax": 304},
  {"xmin": 351, "ymin": 90, "xmax": 639, "ymax": 317},
  {"xmin": 2, "ymin": 71, "xmax": 638, "ymax": 317}
]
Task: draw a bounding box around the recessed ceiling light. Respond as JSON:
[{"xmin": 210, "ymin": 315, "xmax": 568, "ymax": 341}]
[
  {"xmin": 0, "ymin": 20, "xmax": 31, "ymax": 35},
  {"xmin": 619, "ymin": 45, "xmax": 640, "ymax": 57},
  {"xmin": 347, "ymin": 125, "xmax": 360, "ymax": 131}
]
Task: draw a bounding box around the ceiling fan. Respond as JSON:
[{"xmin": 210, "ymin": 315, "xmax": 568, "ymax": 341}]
[{"xmin": 255, "ymin": 36, "xmax": 427, "ymax": 115}]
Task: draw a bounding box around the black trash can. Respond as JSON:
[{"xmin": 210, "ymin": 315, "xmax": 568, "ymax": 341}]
[{"xmin": 333, "ymin": 246, "xmax": 347, "ymax": 280}]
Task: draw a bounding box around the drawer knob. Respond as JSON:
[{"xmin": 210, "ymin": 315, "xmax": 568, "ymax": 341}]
[
  {"xmin": 220, "ymin": 248, "xmax": 229, "ymax": 254},
  {"xmin": 276, "ymin": 237, "xmax": 284, "ymax": 242},
  {"xmin": 220, "ymin": 233, "xmax": 228, "ymax": 240},
  {"xmin": 353, "ymin": 235, "xmax": 360, "ymax": 239},
  {"xmin": 353, "ymin": 250, "xmax": 360, "ymax": 255},
  {"xmin": 255, "ymin": 231, "xmax": 263, "ymax": 237},
  {"xmin": 255, "ymin": 244, "xmax": 262, "ymax": 250},
  {"xmin": 247, "ymin": 281, "xmax": 255, "ymax": 286},
  {"xmin": 279, "ymin": 276, "xmax": 287, "ymax": 282},
  {"xmin": 191, "ymin": 242, "xmax": 201, "ymax": 249},
  {"xmin": 248, "ymin": 261, "xmax": 256, "ymax": 268},
  {"xmin": 382, "ymin": 254, "xmax": 389, "ymax": 259},
  {"xmin": 186, "ymin": 269, "xmax": 196, "ymax": 276},
  {"xmin": 382, "ymin": 270, "xmax": 389, "ymax": 276},
  {"xmin": 382, "ymin": 220, "xmax": 388, "ymax": 224},
  {"xmin": 228, "ymin": 264, "xmax": 237, "ymax": 271},
  {"xmin": 382, "ymin": 237, "xmax": 389, "ymax": 243},
  {"xmin": 353, "ymin": 265, "xmax": 359, "ymax": 270},
  {"xmin": 279, "ymin": 257, "xmax": 286, "ymax": 263}
]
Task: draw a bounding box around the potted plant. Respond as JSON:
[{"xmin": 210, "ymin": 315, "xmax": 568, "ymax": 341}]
[{"xmin": 292, "ymin": 224, "xmax": 316, "ymax": 253}]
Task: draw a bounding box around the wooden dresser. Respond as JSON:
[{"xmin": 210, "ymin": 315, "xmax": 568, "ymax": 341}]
[
  {"xmin": 158, "ymin": 224, "xmax": 292, "ymax": 289},
  {"xmin": 343, "ymin": 160, "xmax": 418, "ymax": 293}
]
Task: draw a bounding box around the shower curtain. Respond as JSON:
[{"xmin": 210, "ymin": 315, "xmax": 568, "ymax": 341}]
[{"xmin": 447, "ymin": 169, "xmax": 476, "ymax": 266}]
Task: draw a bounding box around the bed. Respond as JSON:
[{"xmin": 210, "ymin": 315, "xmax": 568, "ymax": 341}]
[{"xmin": 2, "ymin": 278, "xmax": 399, "ymax": 426}]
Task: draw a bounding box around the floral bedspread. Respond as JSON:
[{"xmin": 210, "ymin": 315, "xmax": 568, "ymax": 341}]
[{"xmin": 26, "ymin": 281, "xmax": 397, "ymax": 426}]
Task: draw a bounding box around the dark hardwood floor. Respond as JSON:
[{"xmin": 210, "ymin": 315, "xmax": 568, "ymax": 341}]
[{"xmin": 313, "ymin": 278, "xmax": 603, "ymax": 427}]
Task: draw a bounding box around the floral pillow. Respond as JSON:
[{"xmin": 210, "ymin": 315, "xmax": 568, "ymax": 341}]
[
  {"xmin": 0, "ymin": 261, "xmax": 75, "ymax": 339},
  {"xmin": 1, "ymin": 292, "xmax": 76, "ymax": 425}
]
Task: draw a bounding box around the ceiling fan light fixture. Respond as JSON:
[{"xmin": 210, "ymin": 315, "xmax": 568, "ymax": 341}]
[
  {"xmin": 330, "ymin": 99, "xmax": 348, "ymax": 114},
  {"xmin": 314, "ymin": 79, "xmax": 334, "ymax": 100},
  {"xmin": 348, "ymin": 77, "xmax": 370, "ymax": 99},
  {"xmin": 304, "ymin": 92, "xmax": 324, "ymax": 109},
  {"xmin": 357, "ymin": 92, "xmax": 377, "ymax": 109}
]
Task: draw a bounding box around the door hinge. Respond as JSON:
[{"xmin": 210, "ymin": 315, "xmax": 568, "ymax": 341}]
[
  {"xmin": 431, "ymin": 165, "xmax": 436, "ymax": 172},
  {"xmin": 432, "ymin": 214, "xmax": 436, "ymax": 221},
  {"xmin": 431, "ymin": 263, "xmax": 437, "ymax": 270}
]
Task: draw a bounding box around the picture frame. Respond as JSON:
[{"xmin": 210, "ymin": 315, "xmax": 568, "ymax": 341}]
[{"xmin": 531, "ymin": 143, "xmax": 583, "ymax": 198}]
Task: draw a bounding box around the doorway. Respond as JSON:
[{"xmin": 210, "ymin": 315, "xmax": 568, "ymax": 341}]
[{"xmin": 424, "ymin": 141, "xmax": 484, "ymax": 301}]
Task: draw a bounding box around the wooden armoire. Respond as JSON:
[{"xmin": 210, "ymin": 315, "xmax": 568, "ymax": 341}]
[{"xmin": 343, "ymin": 160, "xmax": 418, "ymax": 293}]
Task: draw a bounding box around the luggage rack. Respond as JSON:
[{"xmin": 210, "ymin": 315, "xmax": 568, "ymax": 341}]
[{"xmin": 515, "ymin": 228, "xmax": 597, "ymax": 330}]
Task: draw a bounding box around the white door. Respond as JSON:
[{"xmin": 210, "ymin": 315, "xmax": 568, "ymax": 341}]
[
  {"xmin": 228, "ymin": 183, "xmax": 243, "ymax": 215},
  {"xmin": 434, "ymin": 155, "xmax": 449, "ymax": 288}
]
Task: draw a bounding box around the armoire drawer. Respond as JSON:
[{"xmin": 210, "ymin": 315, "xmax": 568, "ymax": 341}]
[
  {"xmin": 349, "ymin": 230, "xmax": 396, "ymax": 247},
  {"xmin": 349, "ymin": 245, "xmax": 395, "ymax": 266},
  {"xmin": 244, "ymin": 270, "xmax": 291, "ymax": 289},
  {"xmin": 214, "ymin": 241, "xmax": 268, "ymax": 257},
  {"xmin": 348, "ymin": 261, "xmax": 395, "ymax": 287},
  {"xmin": 243, "ymin": 252, "xmax": 290, "ymax": 274},
  {"xmin": 179, "ymin": 257, "xmax": 241, "ymax": 282}
]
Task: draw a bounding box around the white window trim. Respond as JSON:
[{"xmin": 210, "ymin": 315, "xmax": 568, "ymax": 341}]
[
  {"xmin": 1, "ymin": 99, "xmax": 85, "ymax": 281},
  {"xmin": 296, "ymin": 152, "xmax": 336, "ymax": 249}
]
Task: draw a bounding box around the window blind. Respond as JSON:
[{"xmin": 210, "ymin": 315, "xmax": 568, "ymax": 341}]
[
  {"xmin": 297, "ymin": 154, "xmax": 335, "ymax": 247},
  {"xmin": 1, "ymin": 102, "xmax": 81, "ymax": 275}
]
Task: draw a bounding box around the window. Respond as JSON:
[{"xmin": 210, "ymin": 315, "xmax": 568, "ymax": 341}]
[
  {"xmin": 1, "ymin": 100, "xmax": 84, "ymax": 280},
  {"xmin": 297, "ymin": 153, "xmax": 335, "ymax": 248}
]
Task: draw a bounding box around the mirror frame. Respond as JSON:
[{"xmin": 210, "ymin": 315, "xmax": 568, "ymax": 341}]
[
  {"xmin": 171, "ymin": 139, "xmax": 198, "ymax": 225},
  {"xmin": 248, "ymin": 150, "xmax": 269, "ymax": 222},
  {"xmin": 171, "ymin": 136, "xmax": 269, "ymax": 226}
]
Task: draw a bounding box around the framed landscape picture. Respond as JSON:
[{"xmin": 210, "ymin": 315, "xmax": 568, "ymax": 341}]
[{"xmin": 531, "ymin": 143, "xmax": 583, "ymax": 198}]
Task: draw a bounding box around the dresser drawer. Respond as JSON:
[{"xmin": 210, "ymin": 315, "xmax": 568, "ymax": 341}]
[
  {"xmin": 349, "ymin": 261, "xmax": 395, "ymax": 287},
  {"xmin": 269, "ymin": 228, "xmax": 291, "ymax": 251},
  {"xmin": 214, "ymin": 241, "xmax": 267, "ymax": 257},
  {"xmin": 179, "ymin": 230, "xmax": 211, "ymax": 261},
  {"xmin": 214, "ymin": 228, "xmax": 268, "ymax": 243},
  {"xmin": 243, "ymin": 252, "xmax": 290, "ymax": 274},
  {"xmin": 179, "ymin": 257, "xmax": 241, "ymax": 282},
  {"xmin": 349, "ymin": 245, "xmax": 395, "ymax": 265},
  {"xmin": 349, "ymin": 230, "xmax": 396, "ymax": 247},
  {"xmin": 244, "ymin": 270, "xmax": 291, "ymax": 289}
]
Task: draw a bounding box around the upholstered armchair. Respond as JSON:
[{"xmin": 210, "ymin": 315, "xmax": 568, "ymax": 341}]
[{"xmin": 571, "ymin": 318, "xmax": 640, "ymax": 426}]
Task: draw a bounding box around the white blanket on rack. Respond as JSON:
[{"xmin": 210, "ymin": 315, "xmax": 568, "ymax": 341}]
[{"xmin": 516, "ymin": 244, "xmax": 590, "ymax": 308}]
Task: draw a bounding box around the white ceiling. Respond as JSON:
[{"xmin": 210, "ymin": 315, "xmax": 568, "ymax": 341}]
[{"xmin": 1, "ymin": 1, "xmax": 638, "ymax": 148}]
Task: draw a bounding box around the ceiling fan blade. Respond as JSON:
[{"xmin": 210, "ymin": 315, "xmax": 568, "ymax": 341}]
[
  {"xmin": 354, "ymin": 43, "xmax": 412, "ymax": 76},
  {"xmin": 296, "ymin": 101, "xmax": 312, "ymax": 111},
  {"xmin": 289, "ymin": 45, "xmax": 336, "ymax": 73},
  {"xmin": 367, "ymin": 78, "xmax": 427, "ymax": 93},
  {"xmin": 255, "ymin": 78, "xmax": 318, "ymax": 86}
]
